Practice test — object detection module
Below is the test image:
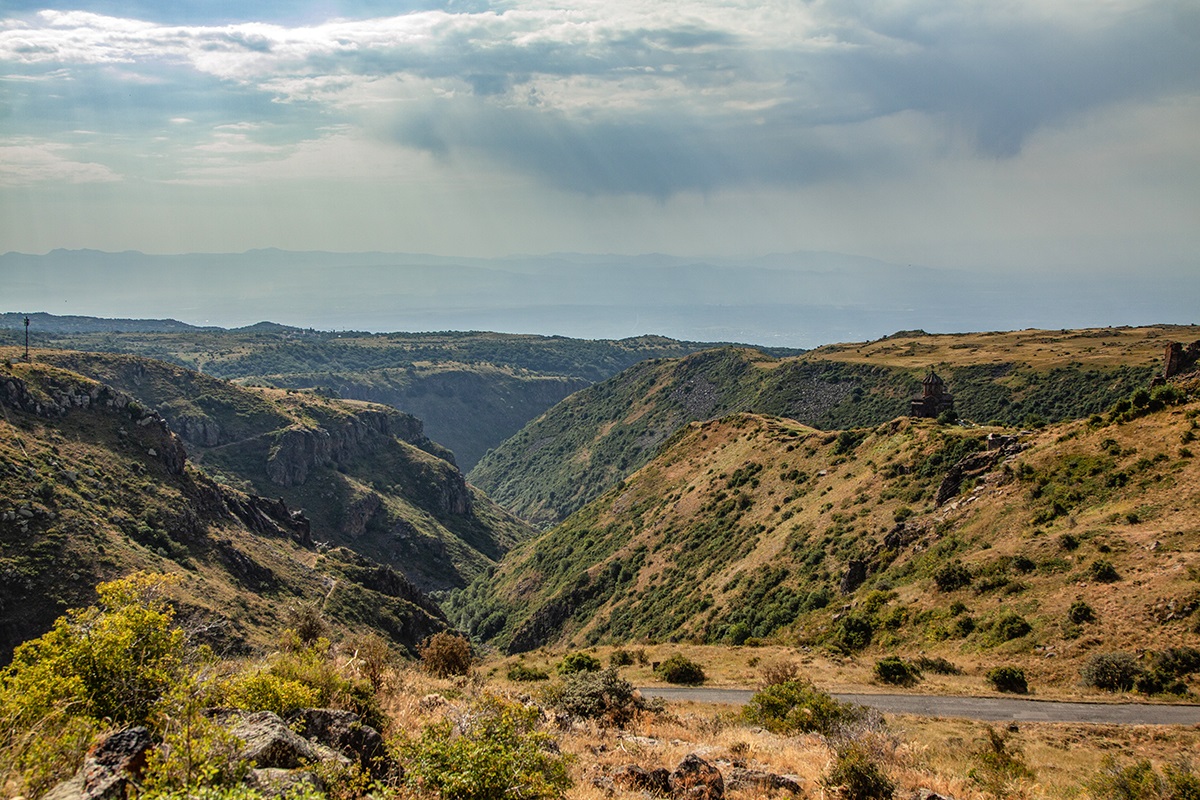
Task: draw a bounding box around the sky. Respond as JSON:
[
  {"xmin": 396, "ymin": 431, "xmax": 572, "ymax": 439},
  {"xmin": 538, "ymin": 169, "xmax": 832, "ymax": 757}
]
[{"xmin": 1, "ymin": 0, "xmax": 1198, "ymax": 275}]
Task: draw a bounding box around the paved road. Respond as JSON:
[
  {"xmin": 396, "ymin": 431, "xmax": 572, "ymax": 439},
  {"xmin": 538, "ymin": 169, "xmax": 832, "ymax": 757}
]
[{"xmin": 639, "ymin": 687, "xmax": 1200, "ymax": 726}]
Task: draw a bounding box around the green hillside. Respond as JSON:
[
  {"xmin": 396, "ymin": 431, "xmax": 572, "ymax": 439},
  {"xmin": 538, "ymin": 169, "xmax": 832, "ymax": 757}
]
[
  {"xmin": 450, "ymin": 372, "xmax": 1200, "ymax": 689},
  {"xmin": 0, "ymin": 356, "xmax": 447, "ymax": 662},
  {"xmin": 468, "ymin": 326, "xmax": 1187, "ymax": 526},
  {"xmin": 31, "ymin": 349, "xmax": 533, "ymax": 590}
]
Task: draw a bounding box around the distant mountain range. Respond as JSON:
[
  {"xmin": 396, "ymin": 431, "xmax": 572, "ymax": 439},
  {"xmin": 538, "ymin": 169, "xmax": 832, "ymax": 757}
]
[{"xmin": 4, "ymin": 249, "xmax": 1196, "ymax": 348}]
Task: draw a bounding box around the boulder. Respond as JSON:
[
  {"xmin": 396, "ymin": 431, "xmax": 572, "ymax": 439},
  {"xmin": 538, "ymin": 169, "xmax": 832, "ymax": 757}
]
[
  {"xmin": 612, "ymin": 764, "xmax": 672, "ymax": 797},
  {"xmin": 228, "ymin": 711, "xmax": 320, "ymax": 769},
  {"xmin": 42, "ymin": 726, "xmax": 153, "ymax": 800},
  {"xmin": 725, "ymin": 767, "xmax": 804, "ymax": 796},
  {"xmin": 669, "ymin": 754, "xmax": 723, "ymax": 800},
  {"xmin": 288, "ymin": 708, "xmax": 397, "ymax": 779},
  {"xmin": 247, "ymin": 767, "xmax": 325, "ymax": 798}
]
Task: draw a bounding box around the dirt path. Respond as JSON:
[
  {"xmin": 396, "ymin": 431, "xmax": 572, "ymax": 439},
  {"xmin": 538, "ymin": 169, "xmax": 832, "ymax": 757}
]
[{"xmin": 639, "ymin": 687, "xmax": 1200, "ymax": 725}]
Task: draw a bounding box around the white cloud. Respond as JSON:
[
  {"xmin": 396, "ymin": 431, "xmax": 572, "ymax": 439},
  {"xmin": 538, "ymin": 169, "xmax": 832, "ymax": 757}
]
[{"xmin": 0, "ymin": 138, "xmax": 121, "ymax": 185}]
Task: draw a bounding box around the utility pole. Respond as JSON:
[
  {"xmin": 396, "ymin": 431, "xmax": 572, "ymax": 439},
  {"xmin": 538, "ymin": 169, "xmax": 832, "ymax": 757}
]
[{"xmin": 23, "ymin": 316, "xmax": 30, "ymax": 362}]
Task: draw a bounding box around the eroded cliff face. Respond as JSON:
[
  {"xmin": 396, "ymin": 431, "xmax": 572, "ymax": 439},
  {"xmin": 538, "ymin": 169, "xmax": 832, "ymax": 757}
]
[{"xmin": 263, "ymin": 409, "xmax": 472, "ymax": 519}]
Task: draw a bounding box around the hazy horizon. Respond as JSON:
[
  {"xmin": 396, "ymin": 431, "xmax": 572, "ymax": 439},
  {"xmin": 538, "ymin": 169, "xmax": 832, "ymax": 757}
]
[{"xmin": 3, "ymin": 248, "xmax": 1196, "ymax": 349}]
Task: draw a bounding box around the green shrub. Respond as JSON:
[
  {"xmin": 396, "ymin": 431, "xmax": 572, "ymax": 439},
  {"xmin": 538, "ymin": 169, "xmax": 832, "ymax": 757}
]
[
  {"xmin": 833, "ymin": 614, "xmax": 874, "ymax": 652},
  {"xmin": 986, "ymin": 666, "xmax": 1028, "ymax": 694},
  {"xmin": 284, "ymin": 602, "xmax": 329, "ymax": 647},
  {"xmin": 143, "ymin": 682, "xmax": 250, "ymax": 794},
  {"xmin": 1134, "ymin": 669, "xmax": 1187, "ymax": 697},
  {"xmin": 822, "ymin": 742, "xmax": 895, "ymax": 800},
  {"xmin": 982, "ymin": 612, "xmax": 1031, "ymax": 645},
  {"xmin": 1150, "ymin": 646, "xmax": 1200, "ymax": 679},
  {"xmin": 0, "ymin": 572, "xmax": 185, "ymax": 795},
  {"xmin": 1089, "ymin": 559, "xmax": 1121, "ymax": 583},
  {"xmin": 725, "ymin": 622, "xmax": 752, "ymax": 645},
  {"xmin": 873, "ymin": 657, "xmax": 921, "ymax": 687},
  {"xmin": 1081, "ymin": 652, "xmax": 1142, "ymax": 692},
  {"xmin": 222, "ymin": 670, "xmax": 320, "ymax": 717},
  {"xmin": 654, "ymin": 654, "xmax": 706, "ymax": 685},
  {"xmin": 264, "ymin": 644, "xmax": 381, "ymax": 728},
  {"xmin": 1, "ymin": 572, "xmax": 184, "ymax": 727},
  {"xmin": 1165, "ymin": 762, "xmax": 1200, "ymax": 799},
  {"xmin": 1133, "ymin": 648, "xmax": 1200, "ymax": 696},
  {"xmin": 741, "ymin": 679, "xmax": 860, "ymax": 736},
  {"xmin": 143, "ymin": 787, "xmax": 325, "ymax": 800},
  {"xmin": 557, "ymin": 651, "xmax": 602, "ymax": 676},
  {"xmin": 934, "ymin": 562, "xmax": 972, "ymax": 592},
  {"xmin": 419, "ymin": 631, "xmax": 473, "ymax": 678},
  {"xmin": 912, "ymin": 656, "xmax": 961, "ymax": 675},
  {"xmin": 346, "ymin": 632, "xmax": 393, "ymax": 693},
  {"xmin": 544, "ymin": 667, "xmax": 651, "ymax": 727},
  {"xmin": 507, "ymin": 663, "xmax": 550, "ymax": 682},
  {"xmin": 401, "ymin": 695, "xmax": 571, "ymax": 800},
  {"xmin": 1087, "ymin": 757, "xmax": 1165, "ymax": 800},
  {"xmin": 608, "ymin": 648, "xmax": 635, "ymax": 667},
  {"xmin": 1067, "ymin": 600, "xmax": 1095, "ymax": 624}
]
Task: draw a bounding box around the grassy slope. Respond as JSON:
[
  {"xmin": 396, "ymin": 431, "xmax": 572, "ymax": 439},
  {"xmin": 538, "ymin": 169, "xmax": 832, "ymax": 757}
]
[
  {"xmin": 451, "ymin": 375, "xmax": 1200, "ymax": 691},
  {"xmin": 27, "ymin": 348, "xmax": 534, "ymax": 591},
  {"xmin": 469, "ymin": 326, "xmax": 1190, "ymax": 526},
  {"xmin": 0, "ymin": 358, "xmax": 446, "ymax": 662}
]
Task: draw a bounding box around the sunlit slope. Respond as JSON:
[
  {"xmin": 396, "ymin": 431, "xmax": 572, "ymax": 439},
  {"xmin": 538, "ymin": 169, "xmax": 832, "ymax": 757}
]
[
  {"xmin": 34, "ymin": 349, "xmax": 534, "ymax": 590},
  {"xmin": 0, "ymin": 357, "xmax": 447, "ymax": 662},
  {"xmin": 470, "ymin": 327, "xmax": 1191, "ymax": 527},
  {"xmin": 452, "ymin": 380, "xmax": 1200, "ymax": 687}
]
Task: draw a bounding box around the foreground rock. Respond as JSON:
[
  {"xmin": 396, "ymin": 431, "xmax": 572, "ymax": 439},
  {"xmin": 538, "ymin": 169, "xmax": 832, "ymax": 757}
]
[
  {"xmin": 606, "ymin": 754, "xmax": 803, "ymax": 800},
  {"xmin": 669, "ymin": 755, "xmax": 724, "ymax": 800},
  {"xmin": 43, "ymin": 727, "xmax": 153, "ymax": 800},
  {"xmin": 43, "ymin": 708, "xmax": 394, "ymax": 799}
]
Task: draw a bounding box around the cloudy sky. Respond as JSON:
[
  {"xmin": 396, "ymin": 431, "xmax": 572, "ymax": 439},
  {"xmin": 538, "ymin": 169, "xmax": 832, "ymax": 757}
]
[{"xmin": 1, "ymin": 0, "xmax": 1198, "ymax": 275}]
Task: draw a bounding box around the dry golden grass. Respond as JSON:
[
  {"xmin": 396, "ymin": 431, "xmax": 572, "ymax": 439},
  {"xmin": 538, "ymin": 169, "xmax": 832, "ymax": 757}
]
[
  {"xmin": 804, "ymin": 325, "xmax": 1200, "ymax": 371},
  {"xmin": 377, "ymin": 661, "xmax": 1200, "ymax": 800}
]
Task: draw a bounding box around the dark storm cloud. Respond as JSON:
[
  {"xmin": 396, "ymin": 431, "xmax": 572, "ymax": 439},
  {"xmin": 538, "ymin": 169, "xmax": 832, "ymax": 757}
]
[
  {"xmin": 357, "ymin": 0, "xmax": 1200, "ymax": 193},
  {"xmin": 390, "ymin": 99, "xmax": 862, "ymax": 197},
  {"xmin": 819, "ymin": 0, "xmax": 1200, "ymax": 157}
]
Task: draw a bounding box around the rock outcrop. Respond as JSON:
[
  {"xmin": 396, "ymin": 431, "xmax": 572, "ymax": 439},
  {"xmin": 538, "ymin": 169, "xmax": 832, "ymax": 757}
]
[
  {"xmin": 935, "ymin": 440, "xmax": 1023, "ymax": 507},
  {"xmin": 43, "ymin": 727, "xmax": 153, "ymax": 800},
  {"xmin": 266, "ymin": 409, "xmax": 423, "ymax": 486},
  {"xmin": 43, "ymin": 709, "xmax": 396, "ymax": 800},
  {"xmin": 670, "ymin": 754, "xmax": 724, "ymax": 800},
  {"xmin": 1, "ymin": 370, "xmax": 187, "ymax": 476},
  {"xmin": 606, "ymin": 755, "xmax": 800, "ymax": 800}
]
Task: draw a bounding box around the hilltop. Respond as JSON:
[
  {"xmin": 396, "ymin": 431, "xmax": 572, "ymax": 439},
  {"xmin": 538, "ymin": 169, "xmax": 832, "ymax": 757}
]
[
  {"xmin": 0, "ymin": 357, "xmax": 447, "ymax": 662},
  {"xmin": 469, "ymin": 326, "xmax": 1191, "ymax": 526},
  {"xmin": 451, "ymin": 373, "xmax": 1200, "ymax": 689}
]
